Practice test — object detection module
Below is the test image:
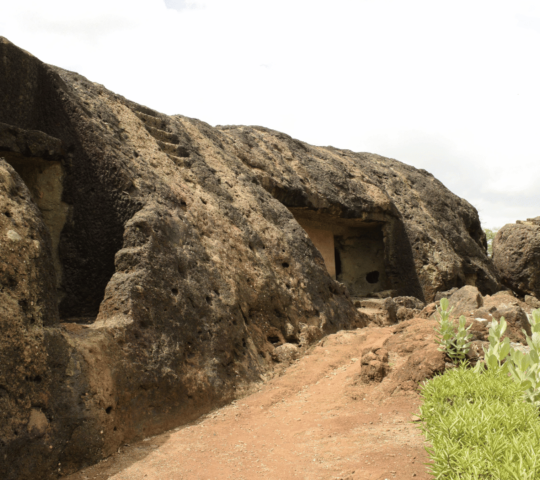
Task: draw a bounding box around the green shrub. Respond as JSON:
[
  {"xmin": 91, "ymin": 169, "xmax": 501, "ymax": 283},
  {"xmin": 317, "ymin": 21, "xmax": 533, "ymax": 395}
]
[
  {"xmin": 435, "ymin": 298, "xmax": 473, "ymax": 362},
  {"xmin": 419, "ymin": 365, "xmax": 540, "ymax": 479},
  {"xmin": 507, "ymin": 309, "xmax": 540, "ymax": 406},
  {"xmin": 475, "ymin": 316, "xmax": 512, "ymax": 373},
  {"xmin": 483, "ymin": 227, "xmax": 499, "ymax": 257}
]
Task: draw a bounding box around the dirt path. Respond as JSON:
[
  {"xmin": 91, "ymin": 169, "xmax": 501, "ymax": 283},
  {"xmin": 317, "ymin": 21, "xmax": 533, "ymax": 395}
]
[{"xmin": 66, "ymin": 329, "xmax": 432, "ymax": 480}]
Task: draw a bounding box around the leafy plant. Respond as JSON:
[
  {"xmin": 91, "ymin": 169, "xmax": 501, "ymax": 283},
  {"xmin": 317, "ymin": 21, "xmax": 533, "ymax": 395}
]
[
  {"xmin": 475, "ymin": 316, "xmax": 512, "ymax": 373},
  {"xmin": 418, "ymin": 308, "xmax": 540, "ymax": 478},
  {"xmin": 434, "ymin": 298, "xmax": 473, "ymax": 362},
  {"xmin": 483, "ymin": 227, "xmax": 499, "ymax": 257},
  {"xmin": 507, "ymin": 308, "xmax": 540, "ymax": 406}
]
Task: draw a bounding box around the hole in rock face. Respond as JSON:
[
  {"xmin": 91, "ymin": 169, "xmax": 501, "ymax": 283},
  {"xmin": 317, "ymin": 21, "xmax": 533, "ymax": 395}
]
[
  {"xmin": 7, "ymin": 276, "xmax": 18, "ymax": 289},
  {"xmin": 366, "ymin": 271, "xmax": 380, "ymax": 284},
  {"xmin": 105, "ymin": 406, "xmax": 113, "ymax": 414},
  {"xmin": 267, "ymin": 336, "xmax": 281, "ymax": 345},
  {"xmin": 176, "ymin": 146, "xmax": 190, "ymax": 158},
  {"xmin": 282, "ymin": 262, "xmax": 289, "ymax": 268},
  {"xmin": 171, "ymin": 288, "xmax": 179, "ymax": 295}
]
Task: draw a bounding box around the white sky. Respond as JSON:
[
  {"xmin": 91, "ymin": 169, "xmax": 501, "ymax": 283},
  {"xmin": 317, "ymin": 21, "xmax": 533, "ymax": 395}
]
[{"xmin": 2, "ymin": 0, "xmax": 539, "ymax": 229}]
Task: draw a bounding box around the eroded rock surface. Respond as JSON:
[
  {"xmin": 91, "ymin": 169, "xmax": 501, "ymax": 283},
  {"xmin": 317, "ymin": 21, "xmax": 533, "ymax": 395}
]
[
  {"xmin": 429, "ymin": 286, "xmax": 537, "ymax": 344},
  {"xmin": 358, "ymin": 319, "xmax": 446, "ymax": 395},
  {"xmin": 0, "ymin": 36, "xmax": 500, "ymax": 479},
  {"xmin": 493, "ymin": 217, "xmax": 540, "ymax": 299},
  {"xmin": 447, "ymin": 285, "xmax": 484, "ymax": 316}
]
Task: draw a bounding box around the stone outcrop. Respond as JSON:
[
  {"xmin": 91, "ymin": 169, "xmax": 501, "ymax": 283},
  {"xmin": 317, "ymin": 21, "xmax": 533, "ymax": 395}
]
[
  {"xmin": 354, "ymin": 296, "xmax": 426, "ymax": 326},
  {"xmin": 447, "ymin": 285, "xmax": 484, "ymax": 317},
  {"xmin": 493, "ymin": 217, "xmax": 540, "ymax": 299},
  {"xmin": 0, "ymin": 37, "xmax": 501, "ymax": 479},
  {"xmin": 429, "ymin": 286, "xmax": 537, "ymax": 344},
  {"xmin": 358, "ymin": 319, "xmax": 447, "ymax": 394}
]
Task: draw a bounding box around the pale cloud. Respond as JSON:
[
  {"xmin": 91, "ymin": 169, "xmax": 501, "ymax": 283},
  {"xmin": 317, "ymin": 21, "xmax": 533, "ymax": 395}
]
[{"xmin": 1, "ymin": 0, "xmax": 539, "ymax": 229}]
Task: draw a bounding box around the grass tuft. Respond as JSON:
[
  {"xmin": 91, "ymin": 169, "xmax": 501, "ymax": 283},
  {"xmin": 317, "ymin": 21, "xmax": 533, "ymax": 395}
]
[{"xmin": 419, "ymin": 364, "xmax": 540, "ymax": 479}]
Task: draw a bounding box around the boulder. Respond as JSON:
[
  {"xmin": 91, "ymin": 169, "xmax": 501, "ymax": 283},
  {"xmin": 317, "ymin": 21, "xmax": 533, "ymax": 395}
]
[
  {"xmin": 434, "ymin": 287, "xmax": 459, "ymax": 302},
  {"xmin": 491, "ymin": 305, "xmax": 531, "ymax": 336},
  {"xmin": 393, "ymin": 296, "xmax": 425, "ymax": 310},
  {"xmin": 360, "ymin": 347, "xmax": 389, "ymax": 383},
  {"xmin": 420, "ymin": 302, "xmax": 437, "ymax": 318},
  {"xmin": 0, "ymin": 36, "xmax": 502, "ymax": 479},
  {"xmin": 393, "ymin": 296, "xmax": 425, "ymax": 322},
  {"xmin": 525, "ymin": 295, "xmax": 540, "ymax": 309},
  {"xmin": 493, "ymin": 218, "xmax": 540, "ymax": 299},
  {"xmin": 447, "ymin": 285, "xmax": 484, "ymax": 316},
  {"xmin": 381, "ymin": 318, "xmax": 446, "ymax": 392},
  {"xmin": 272, "ymin": 343, "xmax": 299, "ymax": 364},
  {"xmin": 355, "ymin": 297, "xmax": 398, "ymax": 326}
]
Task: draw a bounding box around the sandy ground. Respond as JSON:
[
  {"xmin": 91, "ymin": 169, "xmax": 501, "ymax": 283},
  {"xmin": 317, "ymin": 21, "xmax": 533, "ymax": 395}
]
[{"xmin": 65, "ymin": 329, "xmax": 432, "ymax": 480}]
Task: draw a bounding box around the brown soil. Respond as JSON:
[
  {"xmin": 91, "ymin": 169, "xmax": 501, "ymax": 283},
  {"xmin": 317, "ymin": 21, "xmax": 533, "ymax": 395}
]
[{"xmin": 65, "ymin": 326, "xmax": 435, "ymax": 480}]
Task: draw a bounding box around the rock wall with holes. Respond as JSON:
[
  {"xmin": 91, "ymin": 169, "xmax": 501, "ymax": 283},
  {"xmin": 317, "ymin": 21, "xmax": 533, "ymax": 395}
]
[{"xmin": 0, "ymin": 37, "xmax": 500, "ymax": 479}]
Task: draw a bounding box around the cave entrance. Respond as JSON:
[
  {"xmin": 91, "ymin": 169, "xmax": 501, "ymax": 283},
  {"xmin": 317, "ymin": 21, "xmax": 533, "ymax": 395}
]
[
  {"xmin": 4, "ymin": 154, "xmax": 68, "ymax": 290},
  {"xmin": 289, "ymin": 209, "xmax": 388, "ymax": 297},
  {"xmin": 333, "ymin": 228, "xmax": 387, "ymax": 296}
]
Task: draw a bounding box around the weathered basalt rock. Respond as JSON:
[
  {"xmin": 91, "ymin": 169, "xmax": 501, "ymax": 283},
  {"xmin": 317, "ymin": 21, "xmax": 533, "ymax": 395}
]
[
  {"xmin": 493, "ymin": 218, "xmax": 540, "ymax": 299},
  {"xmin": 393, "ymin": 296, "xmax": 426, "ymax": 322},
  {"xmin": 360, "ymin": 347, "xmax": 389, "ymax": 383},
  {"xmin": 447, "ymin": 285, "xmax": 484, "ymax": 316},
  {"xmin": 0, "ymin": 37, "xmax": 501, "ymax": 479},
  {"xmin": 525, "ymin": 295, "xmax": 540, "ymax": 309},
  {"xmin": 430, "ymin": 286, "xmax": 536, "ymax": 343}
]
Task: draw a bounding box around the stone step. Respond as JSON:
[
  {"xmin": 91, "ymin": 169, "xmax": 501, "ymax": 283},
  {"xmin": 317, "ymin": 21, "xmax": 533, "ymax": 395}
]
[
  {"xmin": 169, "ymin": 155, "xmax": 192, "ymax": 167},
  {"xmin": 145, "ymin": 125, "xmax": 180, "ymax": 144},
  {"xmin": 157, "ymin": 140, "xmax": 190, "ymax": 157},
  {"xmin": 134, "ymin": 110, "xmax": 165, "ymax": 129}
]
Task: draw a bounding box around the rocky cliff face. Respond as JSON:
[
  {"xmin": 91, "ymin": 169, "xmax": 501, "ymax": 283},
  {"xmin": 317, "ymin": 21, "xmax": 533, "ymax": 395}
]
[
  {"xmin": 493, "ymin": 217, "xmax": 540, "ymax": 299},
  {"xmin": 0, "ymin": 37, "xmax": 499, "ymax": 479}
]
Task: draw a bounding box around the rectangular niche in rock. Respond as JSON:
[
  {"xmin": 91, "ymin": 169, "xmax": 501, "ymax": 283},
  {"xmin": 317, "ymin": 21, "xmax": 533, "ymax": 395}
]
[
  {"xmin": 289, "ymin": 208, "xmax": 388, "ymax": 296},
  {"xmin": 1, "ymin": 126, "xmax": 69, "ymax": 291},
  {"xmin": 334, "ymin": 227, "xmax": 388, "ymax": 297}
]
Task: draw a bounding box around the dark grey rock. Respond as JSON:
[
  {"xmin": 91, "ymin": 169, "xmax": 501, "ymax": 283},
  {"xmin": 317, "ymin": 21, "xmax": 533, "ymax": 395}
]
[{"xmin": 493, "ymin": 219, "xmax": 540, "ymax": 299}]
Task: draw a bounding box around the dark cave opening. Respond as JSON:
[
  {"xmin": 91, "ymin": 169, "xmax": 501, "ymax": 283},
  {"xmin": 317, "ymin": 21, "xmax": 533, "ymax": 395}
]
[{"xmin": 334, "ymin": 248, "xmax": 342, "ymax": 277}]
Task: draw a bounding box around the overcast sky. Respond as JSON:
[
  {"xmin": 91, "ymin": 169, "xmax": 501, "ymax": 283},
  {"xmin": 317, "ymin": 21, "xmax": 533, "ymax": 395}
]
[{"xmin": 2, "ymin": 0, "xmax": 539, "ymax": 229}]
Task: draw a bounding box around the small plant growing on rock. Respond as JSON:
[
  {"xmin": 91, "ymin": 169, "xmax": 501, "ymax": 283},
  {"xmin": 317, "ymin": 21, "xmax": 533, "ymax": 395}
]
[
  {"xmin": 476, "ymin": 317, "xmax": 512, "ymax": 373},
  {"xmin": 434, "ymin": 298, "xmax": 473, "ymax": 362},
  {"xmin": 507, "ymin": 309, "xmax": 540, "ymax": 406}
]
